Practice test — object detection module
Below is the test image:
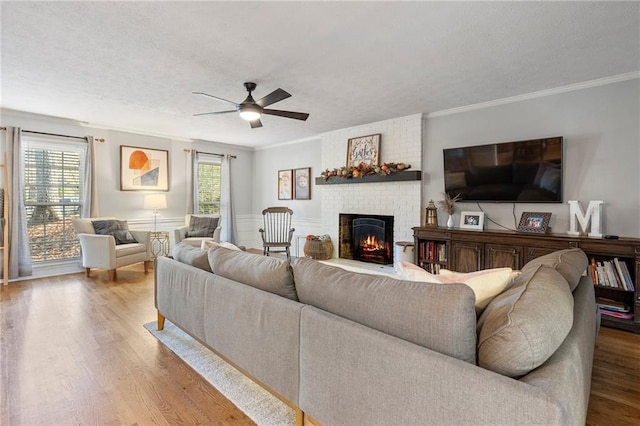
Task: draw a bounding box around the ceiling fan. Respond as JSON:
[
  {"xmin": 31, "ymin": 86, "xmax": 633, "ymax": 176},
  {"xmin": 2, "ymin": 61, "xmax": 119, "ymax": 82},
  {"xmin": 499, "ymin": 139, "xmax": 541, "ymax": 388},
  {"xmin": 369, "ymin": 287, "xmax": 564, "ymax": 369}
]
[{"xmin": 193, "ymin": 82, "xmax": 309, "ymax": 128}]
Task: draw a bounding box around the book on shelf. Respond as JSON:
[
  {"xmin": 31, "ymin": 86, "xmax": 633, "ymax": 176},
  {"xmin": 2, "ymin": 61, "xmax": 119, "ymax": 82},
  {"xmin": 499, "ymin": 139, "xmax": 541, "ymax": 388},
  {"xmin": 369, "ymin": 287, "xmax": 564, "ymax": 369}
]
[
  {"xmin": 600, "ymin": 309, "xmax": 634, "ymax": 320},
  {"xmin": 590, "ymin": 257, "xmax": 635, "ymax": 290},
  {"xmin": 596, "ymin": 297, "xmax": 630, "ymax": 313}
]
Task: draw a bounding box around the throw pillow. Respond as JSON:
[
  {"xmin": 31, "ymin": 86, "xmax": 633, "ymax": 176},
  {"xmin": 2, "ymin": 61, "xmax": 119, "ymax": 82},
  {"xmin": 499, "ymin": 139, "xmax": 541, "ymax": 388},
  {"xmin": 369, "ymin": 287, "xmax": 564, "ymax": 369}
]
[
  {"xmin": 91, "ymin": 220, "xmax": 138, "ymax": 245},
  {"xmin": 92, "ymin": 219, "xmax": 127, "ymax": 235},
  {"xmin": 187, "ymin": 215, "xmax": 219, "ymax": 238},
  {"xmin": 112, "ymin": 230, "xmax": 138, "ymax": 245},
  {"xmin": 437, "ymin": 268, "xmax": 517, "ymax": 311},
  {"xmin": 396, "ymin": 261, "xmax": 443, "ymax": 283}
]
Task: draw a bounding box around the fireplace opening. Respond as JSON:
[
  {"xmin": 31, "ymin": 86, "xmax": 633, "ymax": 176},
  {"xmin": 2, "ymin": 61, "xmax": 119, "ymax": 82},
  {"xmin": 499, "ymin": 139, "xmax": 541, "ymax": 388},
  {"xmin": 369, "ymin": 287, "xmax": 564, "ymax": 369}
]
[{"xmin": 339, "ymin": 214, "xmax": 394, "ymax": 265}]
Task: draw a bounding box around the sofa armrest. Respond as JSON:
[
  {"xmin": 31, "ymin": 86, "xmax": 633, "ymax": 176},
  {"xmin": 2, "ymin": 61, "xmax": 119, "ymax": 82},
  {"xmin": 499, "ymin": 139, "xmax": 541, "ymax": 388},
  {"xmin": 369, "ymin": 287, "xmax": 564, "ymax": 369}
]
[
  {"xmin": 213, "ymin": 226, "xmax": 221, "ymax": 243},
  {"xmin": 130, "ymin": 230, "xmax": 152, "ymax": 260},
  {"xmin": 175, "ymin": 226, "xmax": 188, "ymax": 243},
  {"xmin": 78, "ymin": 234, "xmax": 117, "ymax": 269}
]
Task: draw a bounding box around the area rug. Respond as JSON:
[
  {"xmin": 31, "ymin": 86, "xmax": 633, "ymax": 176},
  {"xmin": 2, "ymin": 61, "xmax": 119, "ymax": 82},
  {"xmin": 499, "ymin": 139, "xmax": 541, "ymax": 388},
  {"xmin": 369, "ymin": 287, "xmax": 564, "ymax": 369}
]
[{"xmin": 144, "ymin": 321, "xmax": 294, "ymax": 426}]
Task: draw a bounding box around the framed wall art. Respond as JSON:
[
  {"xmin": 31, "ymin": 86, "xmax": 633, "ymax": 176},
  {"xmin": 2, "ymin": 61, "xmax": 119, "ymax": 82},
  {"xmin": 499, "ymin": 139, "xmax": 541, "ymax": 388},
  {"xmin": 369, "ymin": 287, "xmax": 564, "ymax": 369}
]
[
  {"xmin": 294, "ymin": 167, "xmax": 311, "ymax": 200},
  {"xmin": 517, "ymin": 212, "xmax": 552, "ymax": 234},
  {"xmin": 346, "ymin": 134, "xmax": 380, "ymax": 168},
  {"xmin": 278, "ymin": 169, "xmax": 293, "ymax": 200},
  {"xmin": 120, "ymin": 146, "xmax": 169, "ymax": 191},
  {"xmin": 459, "ymin": 211, "xmax": 485, "ymax": 230}
]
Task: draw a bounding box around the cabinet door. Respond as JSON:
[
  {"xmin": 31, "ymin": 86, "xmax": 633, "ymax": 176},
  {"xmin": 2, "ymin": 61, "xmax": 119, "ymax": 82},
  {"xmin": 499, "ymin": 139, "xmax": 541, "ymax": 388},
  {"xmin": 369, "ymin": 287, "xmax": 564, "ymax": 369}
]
[
  {"xmin": 451, "ymin": 241, "xmax": 483, "ymax": 272},
  {"xmin": 486, "ymin": 244, "xmax": 523, "ymax": 269},
  {"xmin": 524, "ymin": 245, "xmax": 574, "ymax": 264}
]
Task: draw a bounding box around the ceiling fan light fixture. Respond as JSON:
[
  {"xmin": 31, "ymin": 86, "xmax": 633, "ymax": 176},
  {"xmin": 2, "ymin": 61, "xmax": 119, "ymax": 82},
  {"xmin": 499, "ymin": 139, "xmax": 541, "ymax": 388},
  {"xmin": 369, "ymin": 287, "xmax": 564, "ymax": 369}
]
[{"xmin": 239, "ymin": 104, "xmax": 261, "ymax": 121}]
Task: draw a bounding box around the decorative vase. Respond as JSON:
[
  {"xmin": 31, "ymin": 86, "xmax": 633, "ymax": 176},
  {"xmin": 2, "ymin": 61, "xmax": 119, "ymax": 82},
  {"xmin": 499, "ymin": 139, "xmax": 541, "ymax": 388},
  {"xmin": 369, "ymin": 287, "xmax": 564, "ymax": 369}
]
[{"xmin": 447, "ymin": 214, "xmax": 454, "ymax": 228}]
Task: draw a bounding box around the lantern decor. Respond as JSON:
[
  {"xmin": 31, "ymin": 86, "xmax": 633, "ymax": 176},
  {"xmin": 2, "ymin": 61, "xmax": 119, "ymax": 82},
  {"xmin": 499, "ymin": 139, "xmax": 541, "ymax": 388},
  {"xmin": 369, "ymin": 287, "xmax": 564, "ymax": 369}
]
[{"xmin": 425, "ymin": 200, "xmax": 438, "ymax": 227}]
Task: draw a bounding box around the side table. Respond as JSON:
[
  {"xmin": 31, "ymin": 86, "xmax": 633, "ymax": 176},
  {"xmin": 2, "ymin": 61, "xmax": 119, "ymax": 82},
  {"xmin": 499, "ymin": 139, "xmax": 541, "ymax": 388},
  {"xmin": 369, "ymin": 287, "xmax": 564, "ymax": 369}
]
[{"xmin": 150, "ymin": 231, "xmax": 170, "ymax": 259}]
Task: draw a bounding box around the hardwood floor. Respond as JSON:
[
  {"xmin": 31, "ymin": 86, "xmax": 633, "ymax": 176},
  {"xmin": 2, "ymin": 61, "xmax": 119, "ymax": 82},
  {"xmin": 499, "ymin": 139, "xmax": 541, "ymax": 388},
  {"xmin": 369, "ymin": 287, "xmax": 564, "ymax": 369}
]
[
  {"xmin": 0, "ymin": 266, "xmax": 253, "ymax": 425},
  {"xmin": 1, "ymin": 266, "xmax": 639, "ymax": 425}
]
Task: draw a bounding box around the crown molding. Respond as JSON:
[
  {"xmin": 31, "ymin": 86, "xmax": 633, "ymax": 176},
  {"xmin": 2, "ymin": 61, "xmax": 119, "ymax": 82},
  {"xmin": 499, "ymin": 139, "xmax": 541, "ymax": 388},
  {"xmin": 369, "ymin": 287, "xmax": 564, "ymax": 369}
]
[{"xmin": 426, "ymin": 71, "xmax": 640, "ymax": 118}]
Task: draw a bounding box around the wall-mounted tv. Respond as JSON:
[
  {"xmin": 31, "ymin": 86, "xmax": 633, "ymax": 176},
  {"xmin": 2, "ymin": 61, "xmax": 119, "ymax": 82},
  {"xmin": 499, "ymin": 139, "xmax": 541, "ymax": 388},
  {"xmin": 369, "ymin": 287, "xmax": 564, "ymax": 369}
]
[{"xmin": 443, "ymin": 137, "xmax": 563, "ymax": 203}]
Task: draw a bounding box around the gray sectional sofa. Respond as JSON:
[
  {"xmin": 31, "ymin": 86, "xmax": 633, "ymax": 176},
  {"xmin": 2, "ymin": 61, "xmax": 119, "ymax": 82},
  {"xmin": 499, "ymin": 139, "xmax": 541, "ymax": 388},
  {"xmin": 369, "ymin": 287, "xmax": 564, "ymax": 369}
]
[{"xmin": 155, "ymin": 245, "xmax": 598, "ymax": 426}]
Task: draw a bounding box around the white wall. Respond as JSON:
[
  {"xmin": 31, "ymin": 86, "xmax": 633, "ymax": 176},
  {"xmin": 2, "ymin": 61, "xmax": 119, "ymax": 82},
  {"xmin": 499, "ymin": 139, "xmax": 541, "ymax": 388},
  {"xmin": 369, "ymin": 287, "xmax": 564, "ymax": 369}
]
[
  {"xmin": 319, "ymin": 114, "xmax": 423, "ymax": 259},
  {"xmin": 422, "ymin": 78, "xmax": 640, "ymax": 237},
  {"xmin": 250, "ymin": 138, "xmax": 324, "ymax": 252},
  {"xmin": 0, "ymin": 109, "xmax": 256, "ymax": 277}
]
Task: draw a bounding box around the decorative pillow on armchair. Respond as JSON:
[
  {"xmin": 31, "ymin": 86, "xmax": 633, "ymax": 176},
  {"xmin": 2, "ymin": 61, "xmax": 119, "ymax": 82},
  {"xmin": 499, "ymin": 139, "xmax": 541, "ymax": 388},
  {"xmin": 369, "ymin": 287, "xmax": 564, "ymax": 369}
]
[
  {"xmin": 187, "ymin": 215, "xmax": 219, "ymax": 237},
  {"xmin": 91, "ymin": 220, "xmax": 138, "ymax": 245}
]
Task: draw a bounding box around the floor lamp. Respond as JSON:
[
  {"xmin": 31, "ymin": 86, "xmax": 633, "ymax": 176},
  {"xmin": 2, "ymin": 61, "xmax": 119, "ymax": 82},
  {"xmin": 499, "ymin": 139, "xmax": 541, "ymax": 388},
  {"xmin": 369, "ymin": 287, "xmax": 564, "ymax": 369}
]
[{"xmin": 144, "ymin": 194, "xmax": 167, "ymax": 232}]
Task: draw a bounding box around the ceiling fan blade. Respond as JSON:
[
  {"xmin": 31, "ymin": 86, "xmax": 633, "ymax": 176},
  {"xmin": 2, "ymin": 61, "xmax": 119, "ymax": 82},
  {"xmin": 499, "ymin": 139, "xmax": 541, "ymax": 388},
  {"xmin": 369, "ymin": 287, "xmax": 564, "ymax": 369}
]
[
  {"xmin": 193, "ymin": 110, "xmax": 237, "ymax": 116},
  {"xmin": 250, "ymin": 119, "xmax": 263, "ymax": 128},
  {"xmin": 263, "ymin": 109, "xmax": 310, "ymax": 121},
  {"xmin": 192, "ymin": 91, "xmax": 239, "ymax": 107},
  {"xmin": 256, "ymin": 88, "xmax": 291, "ymax": 108}
]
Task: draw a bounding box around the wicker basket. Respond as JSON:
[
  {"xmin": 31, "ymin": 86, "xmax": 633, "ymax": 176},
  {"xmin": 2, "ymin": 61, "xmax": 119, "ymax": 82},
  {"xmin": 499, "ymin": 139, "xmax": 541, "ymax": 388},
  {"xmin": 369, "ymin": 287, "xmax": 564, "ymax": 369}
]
[{"xmin": 303, "ymin": 238, "xmax": 334, "ymax": 260}]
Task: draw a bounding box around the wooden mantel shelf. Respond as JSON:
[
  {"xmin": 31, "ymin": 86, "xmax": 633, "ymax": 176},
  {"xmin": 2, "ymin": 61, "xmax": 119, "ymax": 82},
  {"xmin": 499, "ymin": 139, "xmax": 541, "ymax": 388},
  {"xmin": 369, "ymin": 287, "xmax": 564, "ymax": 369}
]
[{"xmin": 315, "ymin": 170, "xmax": 421, "ymax": 185}]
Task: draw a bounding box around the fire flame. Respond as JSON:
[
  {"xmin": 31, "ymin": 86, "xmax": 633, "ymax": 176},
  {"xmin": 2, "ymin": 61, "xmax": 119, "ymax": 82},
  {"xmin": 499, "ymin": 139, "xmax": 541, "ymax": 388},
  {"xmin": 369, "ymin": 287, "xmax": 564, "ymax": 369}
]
[{"xmin": 361, "ymin": 234, "xmax": 385, "ymax": 252}]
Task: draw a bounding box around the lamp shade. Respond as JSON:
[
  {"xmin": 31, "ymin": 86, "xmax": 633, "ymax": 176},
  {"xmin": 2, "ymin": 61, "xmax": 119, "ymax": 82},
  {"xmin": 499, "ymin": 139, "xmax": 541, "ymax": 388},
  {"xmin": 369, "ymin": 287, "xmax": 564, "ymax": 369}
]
[{"xmin": 144, "ymin": 194, "xmax": 167, "ymax": 210}]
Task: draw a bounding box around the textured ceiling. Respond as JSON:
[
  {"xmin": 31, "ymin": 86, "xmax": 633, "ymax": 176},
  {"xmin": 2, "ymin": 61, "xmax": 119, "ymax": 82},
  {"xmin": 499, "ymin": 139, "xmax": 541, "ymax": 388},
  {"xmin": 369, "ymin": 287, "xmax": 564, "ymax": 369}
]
[{"xmin": 2, "ymin": 1, "xmax": 639, "ymax": 148}]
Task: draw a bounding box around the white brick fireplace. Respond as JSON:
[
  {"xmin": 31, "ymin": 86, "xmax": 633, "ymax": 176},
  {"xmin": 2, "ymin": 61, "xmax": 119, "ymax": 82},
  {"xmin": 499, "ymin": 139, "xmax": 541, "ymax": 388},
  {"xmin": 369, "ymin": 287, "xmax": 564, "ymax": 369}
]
[{"xmin": 319, "ymin": 114, "xmax": 423, "ymax": 261}]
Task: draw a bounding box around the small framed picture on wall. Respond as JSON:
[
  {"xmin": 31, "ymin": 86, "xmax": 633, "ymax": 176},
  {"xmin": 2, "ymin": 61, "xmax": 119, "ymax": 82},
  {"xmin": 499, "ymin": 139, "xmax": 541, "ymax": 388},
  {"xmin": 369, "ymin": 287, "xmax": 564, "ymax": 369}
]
[
  {"xmin": 294, "ymin": 167, "xmax": 311, "ymax": 200},
  {"xmin": 278, "ymin": 169, "xmax": 293, "ymax": 200}
]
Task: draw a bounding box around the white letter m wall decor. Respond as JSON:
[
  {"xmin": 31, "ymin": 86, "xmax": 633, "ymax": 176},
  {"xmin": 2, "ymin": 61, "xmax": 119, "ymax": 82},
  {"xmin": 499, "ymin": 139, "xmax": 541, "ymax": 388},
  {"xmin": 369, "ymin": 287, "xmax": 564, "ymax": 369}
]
[{"xmin": 567, "ymin": 200, "xmax": 604, "ymax": 238}]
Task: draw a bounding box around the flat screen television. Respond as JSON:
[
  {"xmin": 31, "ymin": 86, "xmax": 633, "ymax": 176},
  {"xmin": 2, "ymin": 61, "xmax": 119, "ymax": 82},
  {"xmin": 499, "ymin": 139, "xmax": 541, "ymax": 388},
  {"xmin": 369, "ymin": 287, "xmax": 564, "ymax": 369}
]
[{"xmin": 443, "ymin": 137, "xmax": 563, "ymax": 203}]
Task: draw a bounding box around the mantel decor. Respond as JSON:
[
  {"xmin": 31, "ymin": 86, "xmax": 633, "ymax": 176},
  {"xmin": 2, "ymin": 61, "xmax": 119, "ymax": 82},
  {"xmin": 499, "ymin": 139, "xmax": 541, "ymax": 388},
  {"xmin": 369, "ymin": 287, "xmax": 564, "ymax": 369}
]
[
  {"xmin": 517, "ymin": 212, "xmax": 552, "ymax": 234},
  {"xmin": 346, "ymin": 134, "xmax": 380, "ymax": 168},
  {"xmin": 120, "ymin": 146, "xmax": 169, "ymax": 191},
  {"xmin": 315, "ymin": 169, "xmax": 421, "ymax": 185}
]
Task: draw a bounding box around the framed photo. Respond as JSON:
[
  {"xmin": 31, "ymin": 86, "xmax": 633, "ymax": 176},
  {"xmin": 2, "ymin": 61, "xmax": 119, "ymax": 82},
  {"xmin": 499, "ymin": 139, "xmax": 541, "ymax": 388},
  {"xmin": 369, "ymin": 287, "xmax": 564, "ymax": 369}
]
[
  {"xmin": 460, "ymin": 211, "xmax": 485, "ymax": 230},
  {"xmin": 278, "ymin": 169, "xmax": 293, "ymax": 200},
  {"xmin": 120, "ymin": 145, "xmax": 169, "ymax": 191},
  {"xmin": 346, "ymin": 134, "xmax": 380, "ymax": 168},
  {"xmin": 294, "ymin": 167, "xmax": 311, "ymax": 200},
  {"xmin": 518, "ymin": 212, "xmax": 552, "ymax": 234}
]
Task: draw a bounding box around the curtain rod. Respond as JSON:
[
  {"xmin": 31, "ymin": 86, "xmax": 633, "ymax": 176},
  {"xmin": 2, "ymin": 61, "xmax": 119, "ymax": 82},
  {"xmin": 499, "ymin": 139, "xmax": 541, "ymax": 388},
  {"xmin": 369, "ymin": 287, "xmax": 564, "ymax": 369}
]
[
  {"xmin": 183, "ymin": 148, "xmax": 237, "ymax": 159},
  {"xmin": 1, "ymin": 127, "xmax": 105, "ymax": 143}
]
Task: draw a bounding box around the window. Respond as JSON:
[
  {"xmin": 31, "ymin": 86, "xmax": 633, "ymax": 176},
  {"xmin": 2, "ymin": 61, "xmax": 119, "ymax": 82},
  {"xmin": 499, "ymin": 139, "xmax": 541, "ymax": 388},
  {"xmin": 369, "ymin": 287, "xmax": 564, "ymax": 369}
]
[
  {"xmin": 195, "ymin": 153, "xmax": 221, "ymax": 214},
  {"xmin": 22, "ymin": 136, "xmax": 86, "ymax": 262}
]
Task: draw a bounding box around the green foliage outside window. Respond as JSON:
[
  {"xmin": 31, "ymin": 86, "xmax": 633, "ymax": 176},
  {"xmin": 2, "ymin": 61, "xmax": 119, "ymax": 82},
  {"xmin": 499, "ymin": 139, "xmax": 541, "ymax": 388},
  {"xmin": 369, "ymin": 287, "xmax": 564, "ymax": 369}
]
[{"xmin": 197, "ymin": 162, "xmax": 221, "ymax": 214}]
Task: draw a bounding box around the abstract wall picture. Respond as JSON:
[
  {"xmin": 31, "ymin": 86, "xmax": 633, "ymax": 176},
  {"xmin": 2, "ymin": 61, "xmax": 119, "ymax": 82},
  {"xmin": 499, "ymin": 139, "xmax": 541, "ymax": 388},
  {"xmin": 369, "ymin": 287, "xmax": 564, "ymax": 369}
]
[{"xmin": 120, "ymin": 146, "xmax": 169, "ymax": 191}]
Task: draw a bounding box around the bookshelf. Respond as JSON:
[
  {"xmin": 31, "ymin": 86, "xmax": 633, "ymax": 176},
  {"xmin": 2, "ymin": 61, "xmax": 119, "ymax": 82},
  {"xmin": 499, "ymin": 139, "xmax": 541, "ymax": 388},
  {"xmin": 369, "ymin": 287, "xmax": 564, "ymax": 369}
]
[{"xmin": 413, "ymin": 226, "xmax": 640, "ymax": 334}]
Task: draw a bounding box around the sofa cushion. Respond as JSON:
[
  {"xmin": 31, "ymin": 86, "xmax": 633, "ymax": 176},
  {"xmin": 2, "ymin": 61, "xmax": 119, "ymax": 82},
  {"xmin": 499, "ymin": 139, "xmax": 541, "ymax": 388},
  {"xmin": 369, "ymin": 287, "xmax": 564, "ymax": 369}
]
[
  {"xmin": 187, "ymin": 215, "xmax": 219, "ymax": 237},
  {"xmin": 201, "ymin": 240, "xmax": 242, "ymax": 251},
  {"xmin": 521, "ymin": 248, "xmax": 588, "ymax": 291},
  {"xmin": 292, "ymin": 258, "xmax": 477, "ymax": 363},
  {"xmin": 477, "ymin": 264, "xmax": 574, "ymax": 377},
  {"xmin": 208, "ymin": 246, "xmax": 297, "ymax": 301},
  {"xmin": 172, "ymin": 242, "xmax": 212, "ymax": 272}
]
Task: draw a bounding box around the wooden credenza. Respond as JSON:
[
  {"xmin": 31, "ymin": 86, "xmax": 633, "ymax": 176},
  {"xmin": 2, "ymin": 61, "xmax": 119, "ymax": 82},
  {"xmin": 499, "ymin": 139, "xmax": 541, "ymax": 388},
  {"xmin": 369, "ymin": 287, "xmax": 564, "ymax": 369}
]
[{"xmin": 413, "ymin": 226, "xmax": 640, "ymax": 334}]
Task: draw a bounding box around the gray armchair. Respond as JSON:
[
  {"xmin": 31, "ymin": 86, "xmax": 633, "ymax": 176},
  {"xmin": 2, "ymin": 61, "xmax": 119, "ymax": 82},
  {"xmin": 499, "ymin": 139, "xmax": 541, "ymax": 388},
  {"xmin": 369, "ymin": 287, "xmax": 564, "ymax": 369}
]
[
  {"xmin": 174, "ymin": 214, "xmax": 222, "ymax": 247},
  {"xmin": 72, "ymin": 217, "xmax": 152, "ymax": 281}
]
